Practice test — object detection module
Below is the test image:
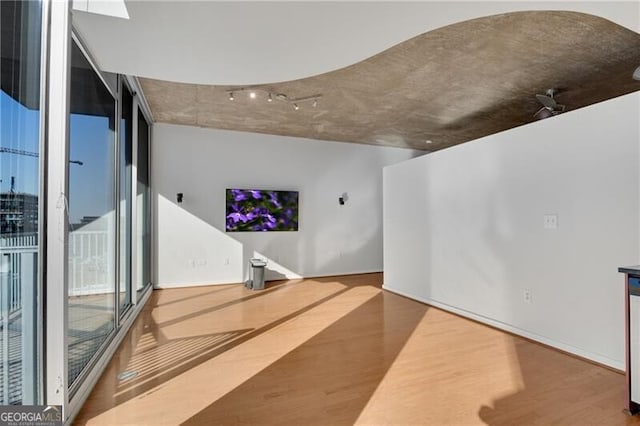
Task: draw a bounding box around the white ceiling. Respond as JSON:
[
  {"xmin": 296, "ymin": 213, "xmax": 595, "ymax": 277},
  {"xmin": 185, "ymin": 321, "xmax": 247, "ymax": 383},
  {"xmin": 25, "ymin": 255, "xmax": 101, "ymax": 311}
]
[
  {"xmin": 72, "ymin": 0, "xmax": 129, "ymax": 19},
  {"xmin": 72, "ymin": 1, "xmax": 640, "ymax": 86}
]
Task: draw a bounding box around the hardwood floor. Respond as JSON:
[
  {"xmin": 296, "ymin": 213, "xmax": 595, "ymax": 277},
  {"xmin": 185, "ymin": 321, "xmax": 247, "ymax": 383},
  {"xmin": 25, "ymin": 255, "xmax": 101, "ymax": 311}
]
[{"xmin": 74, "ymin": 273, "xmax": 640, "ymax": 425}]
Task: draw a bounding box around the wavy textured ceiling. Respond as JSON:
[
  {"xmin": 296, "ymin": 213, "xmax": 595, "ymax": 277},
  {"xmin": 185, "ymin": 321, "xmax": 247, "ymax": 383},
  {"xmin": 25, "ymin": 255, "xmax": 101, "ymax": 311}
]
[
  {"xmin": 73, "ymin": 2, "xmax": 639, "ymax": 85},
  {"xmin": 140, "ymin": 11, "xmax": 640, "ymax": 151}
]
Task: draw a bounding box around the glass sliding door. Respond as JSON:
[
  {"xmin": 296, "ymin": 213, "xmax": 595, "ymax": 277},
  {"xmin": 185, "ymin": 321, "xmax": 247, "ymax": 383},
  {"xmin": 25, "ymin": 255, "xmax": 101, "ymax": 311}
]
[
  {"xmin": 67, "ymin": 40, "xmax": 116, "ymax": 387},
  {"xmin": 119, "ymin": 83, "xmax": 133, "ymax": 315},
  {"xmin": 136, "ymin": 111, "xmax": 151, "ymax": 294},
  {"xmin": 0, "ymin": 0, "xmax": 42, "ymax": 404}
]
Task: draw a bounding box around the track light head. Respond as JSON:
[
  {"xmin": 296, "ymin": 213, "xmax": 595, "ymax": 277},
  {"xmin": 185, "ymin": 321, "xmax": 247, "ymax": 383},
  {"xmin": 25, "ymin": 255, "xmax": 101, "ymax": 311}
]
[
  {"xmin": 634, "ymin": 66, "xmax": 640, "ymax": 81},
  {"xmin": 226, "ymin": 89, "xmax": 322, "ymax": 111}
]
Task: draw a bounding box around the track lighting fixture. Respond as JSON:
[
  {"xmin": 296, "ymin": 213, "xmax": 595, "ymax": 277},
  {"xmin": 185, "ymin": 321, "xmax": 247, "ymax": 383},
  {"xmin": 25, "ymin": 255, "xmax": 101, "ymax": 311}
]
[{"xmin": 226, "ymin": 87, "xmax": 322, "ymax": 111}]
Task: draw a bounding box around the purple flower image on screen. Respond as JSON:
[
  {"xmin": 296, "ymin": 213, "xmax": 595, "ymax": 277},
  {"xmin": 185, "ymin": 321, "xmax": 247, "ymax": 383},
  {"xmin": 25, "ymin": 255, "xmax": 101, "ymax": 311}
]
[
  {"xmin": 231, "ymin": 189, "xmax": 247, "ymax": 202},
  {"xmin": 226, "ymin": 189, "xmax": 299, "ymax": 232}
]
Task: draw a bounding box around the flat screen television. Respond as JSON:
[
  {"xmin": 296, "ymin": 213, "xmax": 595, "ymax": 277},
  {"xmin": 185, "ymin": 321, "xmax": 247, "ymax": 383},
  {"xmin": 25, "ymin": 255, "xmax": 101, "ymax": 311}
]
[{"xmin": 226, "ymin": 188, "xmax": 299, "ymax": 232}]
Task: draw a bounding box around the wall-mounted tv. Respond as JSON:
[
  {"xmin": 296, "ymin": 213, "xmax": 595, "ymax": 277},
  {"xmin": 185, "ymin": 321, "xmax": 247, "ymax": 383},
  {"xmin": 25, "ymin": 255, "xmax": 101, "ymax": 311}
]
[{"xmin": 226, "ymin": 189, "xmax": 299, "ymax": 232}]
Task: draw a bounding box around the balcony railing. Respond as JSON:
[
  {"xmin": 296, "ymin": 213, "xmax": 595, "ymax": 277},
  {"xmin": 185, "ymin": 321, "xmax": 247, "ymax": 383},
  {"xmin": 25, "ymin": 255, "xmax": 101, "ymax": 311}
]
[
  {"xmin": 0, "ymin": 233, "xmax": 37, "ymax": 404},
  {"xmin": 0, "ymin": 234, "xmax": 37, "ymax": 317},
  {"xmin": 1, "ymin": 229, "xmax": 115, "ymax": 315},
  {"xmin": 69, "ymin": 229, "xmax": 113, "ymax": 297},
  {"xmin": 0, "ymin": 229, "xmax": 114, "ymax": 404}
]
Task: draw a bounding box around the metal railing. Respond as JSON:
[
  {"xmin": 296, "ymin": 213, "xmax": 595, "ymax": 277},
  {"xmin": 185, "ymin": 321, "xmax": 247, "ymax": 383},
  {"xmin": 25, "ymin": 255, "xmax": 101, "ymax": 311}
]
[
  {"xmin": 0, "ymin": 234, "xmax": 37, "ymax": 317},
  {"xmin": 68, "ymin": 230, "xmax": 113, "ymax": 296},
  {"xmin": 0, "ymin": 233, "xmax": 38, "ymax": 404},
  {"xmin": 0, "ymin": 230, "xmax": 115, "ymax": 312},
  {"xmin": 0, "ymin": 229, "xmax": 113, "ymax": 404}
]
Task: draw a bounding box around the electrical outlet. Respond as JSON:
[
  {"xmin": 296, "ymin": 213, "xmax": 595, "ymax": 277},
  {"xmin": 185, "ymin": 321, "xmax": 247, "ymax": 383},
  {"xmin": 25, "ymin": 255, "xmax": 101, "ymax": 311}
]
[
  {"xmin": 543, "ymin": 214, "xmax": 558, "ymax": 229},
  {"xmin": 224, "ymin": 257, "xmax": 230, "ymax": 266},
  {"xmin": 524, "ymin": 289, "xmax": 532, "ymax": 304}
]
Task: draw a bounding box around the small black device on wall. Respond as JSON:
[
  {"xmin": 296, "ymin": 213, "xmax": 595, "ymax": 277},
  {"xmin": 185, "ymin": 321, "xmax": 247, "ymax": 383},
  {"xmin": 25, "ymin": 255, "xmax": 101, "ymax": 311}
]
[
  {"xmin": 177, "ymin": 193, "xmax": 183, "ymax": 203},
  {"xmin": 339, "ymin": 192, "xmax": 348, "ymax": 205}
]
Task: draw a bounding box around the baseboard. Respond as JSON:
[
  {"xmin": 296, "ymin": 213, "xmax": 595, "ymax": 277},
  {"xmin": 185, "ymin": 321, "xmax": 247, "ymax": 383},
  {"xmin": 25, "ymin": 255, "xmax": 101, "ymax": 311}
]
[
  {"xmin": 154, "ymin": 280, "xmax": 241, "ymax": 289},
  {"xmin": 155, "ymin": 270, "xmax": 384, "ymax": 289},
  {"xmin": 382, "ymin": 284, "xmax": 624, "ymax": 372},
  {"xmin": 302, "ymin": 270, "xmax": 383, "ymax": 280}
]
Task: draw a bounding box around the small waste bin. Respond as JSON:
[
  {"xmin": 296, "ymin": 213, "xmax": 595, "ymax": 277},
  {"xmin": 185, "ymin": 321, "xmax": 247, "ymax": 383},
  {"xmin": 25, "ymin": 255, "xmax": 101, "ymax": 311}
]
[{"xmin": 247, "ymin": 258, "xmax": 267, "ymax": 290}]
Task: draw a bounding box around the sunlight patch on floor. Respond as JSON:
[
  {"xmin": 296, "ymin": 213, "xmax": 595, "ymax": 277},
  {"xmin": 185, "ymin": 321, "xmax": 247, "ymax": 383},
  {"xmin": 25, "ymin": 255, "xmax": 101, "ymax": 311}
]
[
  {"xmin": 355, "ymin": 308, "xmax": 524, "ymax": 425},
  {"xmin": 83, "ymin": 281, "xmax": 381, "ymax": 425},
  {"xmin": 114, "ymin": 330, "xmax": 245, "ymax": 397}
]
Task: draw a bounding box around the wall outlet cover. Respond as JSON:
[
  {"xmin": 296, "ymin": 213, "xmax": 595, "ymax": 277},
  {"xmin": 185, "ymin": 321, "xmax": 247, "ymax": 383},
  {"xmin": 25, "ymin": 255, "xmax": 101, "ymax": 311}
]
[{"xmin": 543, "ymin": 214, "xmax": 558, "ymax": 229}]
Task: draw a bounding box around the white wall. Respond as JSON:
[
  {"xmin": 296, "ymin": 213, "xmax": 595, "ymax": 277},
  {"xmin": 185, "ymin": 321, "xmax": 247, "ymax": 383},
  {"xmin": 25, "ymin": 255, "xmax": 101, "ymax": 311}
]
[
  {"xmin": 383, "ymin": 93, "xmax": 640, "ymax": 369},
  {"xmin": 73, "ymin": 2, "xmax": 639, "ymax": 85},
  {"xmin": 153, "ymin": 124, "xmax": 419, "ymax": 288}
]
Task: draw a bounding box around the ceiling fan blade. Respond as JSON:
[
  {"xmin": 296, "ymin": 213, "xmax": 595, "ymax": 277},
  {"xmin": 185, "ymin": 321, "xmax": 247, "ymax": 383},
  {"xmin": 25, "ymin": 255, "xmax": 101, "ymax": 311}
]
[
  {"xmin": 536, "ymin": 94, "xmax": 557, "ymax": 109},
  {"xmin": 533, "ymin": 106, "xmax": 553, "ymax": 120}
]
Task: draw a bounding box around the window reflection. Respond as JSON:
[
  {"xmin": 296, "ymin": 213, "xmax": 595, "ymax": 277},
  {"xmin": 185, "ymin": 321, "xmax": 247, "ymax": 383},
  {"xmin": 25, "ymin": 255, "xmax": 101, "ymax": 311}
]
[
  {"xmin": 67, "ymin": 40, "xmax": 116, "ymax": 386},
  {"xmin": 137, "ymin": 112, "xmax": 150, "ymax": 293},
  {"xmin": 119, "ymin": 84, "xmax": 133, "ymax": 314},
  {"xmin": 0, "ymin": 0, "xmax": 42, "ymax": 404}
]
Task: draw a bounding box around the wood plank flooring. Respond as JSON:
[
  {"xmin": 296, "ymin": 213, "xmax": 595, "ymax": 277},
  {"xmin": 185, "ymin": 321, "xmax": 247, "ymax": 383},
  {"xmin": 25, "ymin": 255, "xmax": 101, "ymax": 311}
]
[{"xmin": 74, "ymin": 273, "xmax": 640, "ymax": 425}]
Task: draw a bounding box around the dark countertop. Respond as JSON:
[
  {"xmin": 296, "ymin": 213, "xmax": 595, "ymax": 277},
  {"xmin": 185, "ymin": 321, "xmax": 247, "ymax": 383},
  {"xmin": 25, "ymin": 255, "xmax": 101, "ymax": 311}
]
[{"xmin": 619, "ymin": 265, "xmax": 640, "ymax": 275}]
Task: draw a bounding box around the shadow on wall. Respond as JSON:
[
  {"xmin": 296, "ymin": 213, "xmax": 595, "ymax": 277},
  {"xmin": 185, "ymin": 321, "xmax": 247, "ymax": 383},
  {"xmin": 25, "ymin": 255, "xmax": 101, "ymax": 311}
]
[
  {"xmin": 153, "ymin": 194, "xmax": 243, "ymax": 286},
  {"xmin": 149, "ymin": 127, "xmax": 421, "ymax": 288},
  {"xmin": 250, "ymin": 251, "xmax": 299, "ymax": 283},
  {"xmin": 152, "ymin": 189, "xmax": 382, "ymax": 287}
]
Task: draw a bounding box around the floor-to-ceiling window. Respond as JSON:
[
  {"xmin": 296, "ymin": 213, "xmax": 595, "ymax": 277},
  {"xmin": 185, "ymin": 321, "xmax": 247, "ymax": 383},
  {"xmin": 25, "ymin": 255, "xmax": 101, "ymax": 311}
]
[
  {"xmin": 2, "ymin": 2, "xmax": 154, "ymax": 414},
  {"xmin": 67, "ymin": 39, "xmax": 117, "ymax": 388},
  {"xmin": 137, "ymin": 111, "xmax": 151, "ymax": 294},
  {"xmin": 0, "ymin": 0, "xmax": 42, "ymax": 404},
  {"xmin": 119, "ymin": 82, "xmax": 133, "ymax": 316}
]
